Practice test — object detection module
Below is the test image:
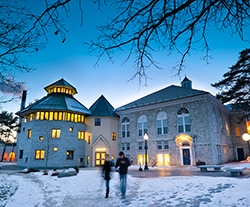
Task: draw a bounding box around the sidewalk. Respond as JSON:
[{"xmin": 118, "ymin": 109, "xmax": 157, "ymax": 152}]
[{"xmin": 1, "ymin": 162, "xmax": 250, "ymax": 178}]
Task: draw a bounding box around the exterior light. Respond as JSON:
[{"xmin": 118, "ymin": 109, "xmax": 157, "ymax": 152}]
[
  {"xmin": 143, "ymin": 133, "xmax": 149, "ymax": 170},
  {"xmin": 242, "ymin": 133, "xmax": 250, "ymax": 155}
]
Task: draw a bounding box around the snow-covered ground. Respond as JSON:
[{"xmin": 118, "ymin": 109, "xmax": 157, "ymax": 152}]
[{"xmin": 1, "ymin": 162, "xmax": 250, "ymax": 207}]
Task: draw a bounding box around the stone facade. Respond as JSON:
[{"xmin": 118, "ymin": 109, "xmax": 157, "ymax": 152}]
[
  {"xmin": 15, "ymin": 77, "xmax": 249, "ymax": 169},
  {"xmin": 115, "ymin": 80, "xmax": 243, "ymax": 166}
]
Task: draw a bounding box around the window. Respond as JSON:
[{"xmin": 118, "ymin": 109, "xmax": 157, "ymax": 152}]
[
  {"xmin": 51, "ymin": 129, "xmax": 61, "ymax": 138},
  {"xmin": 122, "ymin": 143, "xmax": 125, "ymax": 151},
  {"xmin": 138, "ymin": 142, "xmax": 143, "ymax": 150},
  {"xmin": 177, "ymin": 108, "xmax": 191, "ymax": 133},
  {"xmin": 235, "ymin": 127, "xmax": 241, "ymax": 137},
  {"xmin": 35, "ymin": 149, "xmax": 45, "ymax": 159},
  {"xmin": 69, "ymin": 127, "xmax": 73, "ymax": 132},
  {"xmin": 157, "ymin": 141, "xmax": 169, "ymax": 150},
  {"xmin": 39, "ymin": 136, "xmax": 44, "ymax": 141},
  {"xmin": 137, "ymin": 115, "xmax": 147, "ymax": 136},
  {"xmin": 163, "ymin": 141, "xmax": 169, "ymax": 149},
  {"xmin": 126, "ymin": 143, "xmax": 130, "ymax": 150},
  {"xmin": 19, "ymin": 150, "xmax": 23, "ymax": 159},
  {"xmin": 53, "ymin": 147, "xmax": 58, "ymax": 152},
  {"xmin": 157, "ymin": 141, "xmax": 162, "ymax": 149},
  {"xmin": 122, "ymin": 117, "xmax": 130, "ymax": 138},
  {"xmin": 66, "ymin": 150, "xmax": 74, "ymax": 160},
  {"xmin": 156, "ymin": 112, "xmax": 168, "ymax": 135},
  {"xmin": 112, "ymin": 132, "xmax": 116, "ymax": 141},
  {"xmin": 78, "ymin": 131, "xmax": 85, "ymax": 140},
  {"xmin": 95, "ymin": 118, "xmax": 101, "ymax": 126},
  {"xmin": 27, "ymin": 129, "xmax": 32, "ymax": 138}
]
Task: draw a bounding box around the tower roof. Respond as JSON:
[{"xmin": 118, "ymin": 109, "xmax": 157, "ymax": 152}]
[
  {"xmin": 44, "ymin": 78, "xmax": 77, "ymax": 95},
  {"xmin": 90, "ymin": 95, "xmax": 119, "ymax": 118}
]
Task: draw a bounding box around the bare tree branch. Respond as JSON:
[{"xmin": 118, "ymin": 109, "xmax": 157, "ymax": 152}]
[{"xmin": 87, "ymin": 0, "xmax": 250, "ymax": 84}]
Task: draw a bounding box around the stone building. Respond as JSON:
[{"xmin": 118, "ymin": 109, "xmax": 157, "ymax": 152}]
[
  {"xmin": 16, "ymin": 79, "xmax": 119, "ymax": 169},
  {"xmin": 115, "ymin": 77, "xmax": 241, "ymax": 166},
  {"xmin": 15, "ymin": 77, "xmax": 249, "ymax": 169}
]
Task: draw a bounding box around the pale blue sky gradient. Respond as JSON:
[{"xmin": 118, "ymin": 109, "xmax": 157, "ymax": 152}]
[{"xmin": 2, "ymin": 1, "xmax": 250, "ymax": 113}]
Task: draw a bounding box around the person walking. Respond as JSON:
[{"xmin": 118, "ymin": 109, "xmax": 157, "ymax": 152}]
[
  {"xmin": 102, "ymin": 154, "xmax": 111, "ymax": 198},
  {"xmin": 115, "ymin": 151, "xmax": 130, "ymax": 198}
]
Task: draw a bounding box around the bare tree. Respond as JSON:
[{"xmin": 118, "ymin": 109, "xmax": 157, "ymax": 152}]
[
  {"xmin": 87, "ymin": 0, "xmax": 250, "ymax": 84},
  {"xmin": 0, "ymin": 0, "xmax": 83, "ymax": 104}
]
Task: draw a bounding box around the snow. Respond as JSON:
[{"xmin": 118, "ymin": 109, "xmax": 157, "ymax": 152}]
[{"xmin": 1, "ymin": 163, "xmax": 250, "ymax": 207}]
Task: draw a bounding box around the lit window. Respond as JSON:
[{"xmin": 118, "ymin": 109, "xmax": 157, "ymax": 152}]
[
  {"xmin": 122, "ymin": 117, "xmax": 130, "ymax": 138},
  {"xmin": 39, "ymin": 136, "xmax": 44, "ymax": 141},
  {"xmin": 51, "ymin": 129, "xmax": 61, "ymax": 138},
  {"xmin": 66, "ymin": 150, "xmax": 74, "ymax": 160},
  {"xmin": 54, "ymin": 112, "xmax": 58, "ymax": 120},
  {"xmin": 235, "ymin": 127, "xmax": 240, "ymax": 137},
  {"xmin": 53, "ymin": 147, "xmax": 58, "ymax": 152},
  {"xmin": 49, "ymin": 112, "xmax": 53, "ymax": 120},
  {"xmin": 67, "ymin": 113, "xmax": 71, "ymax": 121},
  {"xmin": 58, "ymin": 112, "xmax": 63, "ymax": 120},
  {"xmin": 36, "ymin": 112, "xmax": 40, "ymax": 120},
  {"xmin": 112, "ymin": 132, "xmax": 116, "ymax": 141},
  {"xmin": 44, "ymin": 112, "xmax": 48, "ymax": 120},
  {"xmin": 95, "ymin": 118, "xmax": 101, "ymax": 126},
  {"xmin": 27, "ymin": 129, "xmax": 32, "ymax": 138},
  {"xmin": 40, "ymin": 112, "xmax": 44, "ymax": 120},
  {"xmin": 35, "ymin": 149, "xmax": 45, "ymax": 159},
  {"xmin": 78, "ymin": 131, "xmax": 85, "ymax": 140},
  {"xmin": 87, "ymin": 136, "xmax": 91, "ymax": 144},
  {"xmin": 81, "ymin": 116, "xmax": 85, "ymax": 123},
  {"xmin": 69, "ymin": 127, "xmax": 73, "ymax": 132}
]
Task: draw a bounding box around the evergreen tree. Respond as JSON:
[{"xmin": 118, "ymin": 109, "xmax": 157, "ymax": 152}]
[
  {"xmin": 212, "ymin": 48, "xmax": 250, "ymax": 112},
  {"xmin": 0, "ymin": 111, "xmax": 20, "ymax": 161}
]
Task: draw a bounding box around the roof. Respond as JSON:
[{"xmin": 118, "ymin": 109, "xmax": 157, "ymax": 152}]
[
  {"xmin": 115, "ymin": 85, "xmax": 208, "ymax": 111},
  {"xmin": 90, "ymin": 95, "xmax": 119, "ymax": 118},
  {"xmin": 44, "ymin": 78, "xmax": 77, "ymax": 94},
  {"xmin": 16, "ymin": 93, "xmax": 90, "ymax": 117}
]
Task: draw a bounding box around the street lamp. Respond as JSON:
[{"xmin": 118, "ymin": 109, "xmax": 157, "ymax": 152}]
[
  {"xmin": 242, "ymin": 133, "xmax": 250, "ymax": 155},
  {"xmin": 143, "ymin": 133, "xmax": 149, "ymax": 170}
]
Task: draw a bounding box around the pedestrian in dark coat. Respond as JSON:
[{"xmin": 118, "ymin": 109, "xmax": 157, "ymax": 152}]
[
  {"xmin": 115, "ymin": 151, "xmax": 130, "ymax": 198},
  {"xmin": 102, "ymin": 154, "xmax": 111, "ymax": 198}
]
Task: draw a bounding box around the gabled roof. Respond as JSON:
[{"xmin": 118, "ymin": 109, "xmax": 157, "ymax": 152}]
[
  {"xmin": 16, "ymin": 93, "xmax": 90, "ymax": 117},
  {"xmin": 115, "ymin": 85, "xmax": 208, "ymax": 111},
  {"xmin": 44, "ymin": 78, "xmax": 77, "ymax": 94},
  {"xmin": 90, "ymin": 95, "xmax": 119, "ymax": 118},
  {"xmin": 92, "ymin": 135, "xmax": 111, "ymax": 148}
]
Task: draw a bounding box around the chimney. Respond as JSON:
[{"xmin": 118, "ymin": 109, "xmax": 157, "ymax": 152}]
[{"xmin": 20, "ymin": 90, "xmax": 27, "ymax": 110}]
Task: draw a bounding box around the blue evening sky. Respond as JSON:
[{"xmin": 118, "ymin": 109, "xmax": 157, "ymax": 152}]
[{"xmin": 2, "ymin": 1, "xmax": 250, "ymax": 113}]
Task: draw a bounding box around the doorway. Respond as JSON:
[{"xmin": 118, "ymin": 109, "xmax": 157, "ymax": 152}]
[
  {"xmin": 95, "ymin": 152, "xmax": 106, "ymax": 166},
  {"xmin": 182, "ymin": 148, "xmax": 191, "ymax": 165},
  {"xmin": 237, "ymin": 148, "xmax": 244, "ymax": 161}
]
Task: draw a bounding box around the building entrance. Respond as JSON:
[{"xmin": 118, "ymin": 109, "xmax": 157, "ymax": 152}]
[{"xmin": 95, "ymin": 152, "xmax": 106, "ymax": 166}]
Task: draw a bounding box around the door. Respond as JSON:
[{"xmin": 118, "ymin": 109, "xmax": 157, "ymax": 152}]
[
  {"xmin": 237, "ymin": 148, "xmax": 244, "ymax": 161},
  {"xmin": 182, "ymin": 149, "xmax": 191, "ymax": 165},
  {"xmin": 95, "ymin": 152, "xmax": 106, "ymax": 166}
]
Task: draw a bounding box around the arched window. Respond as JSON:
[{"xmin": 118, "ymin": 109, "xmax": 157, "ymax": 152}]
[
  {"xmin": 177, "ymin": 108, "xmax": 190, "ymax": 133},
  {"xmin": 137, "ymin": 115, "xmax": 147, "ymax": 136},
  {"xmin": 156, "ymin": 111, "xmax": 168, "ymax": 135},
  {"xmin": 122, "ymin": 117, "xmax": 130, "ymax": 138}
]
